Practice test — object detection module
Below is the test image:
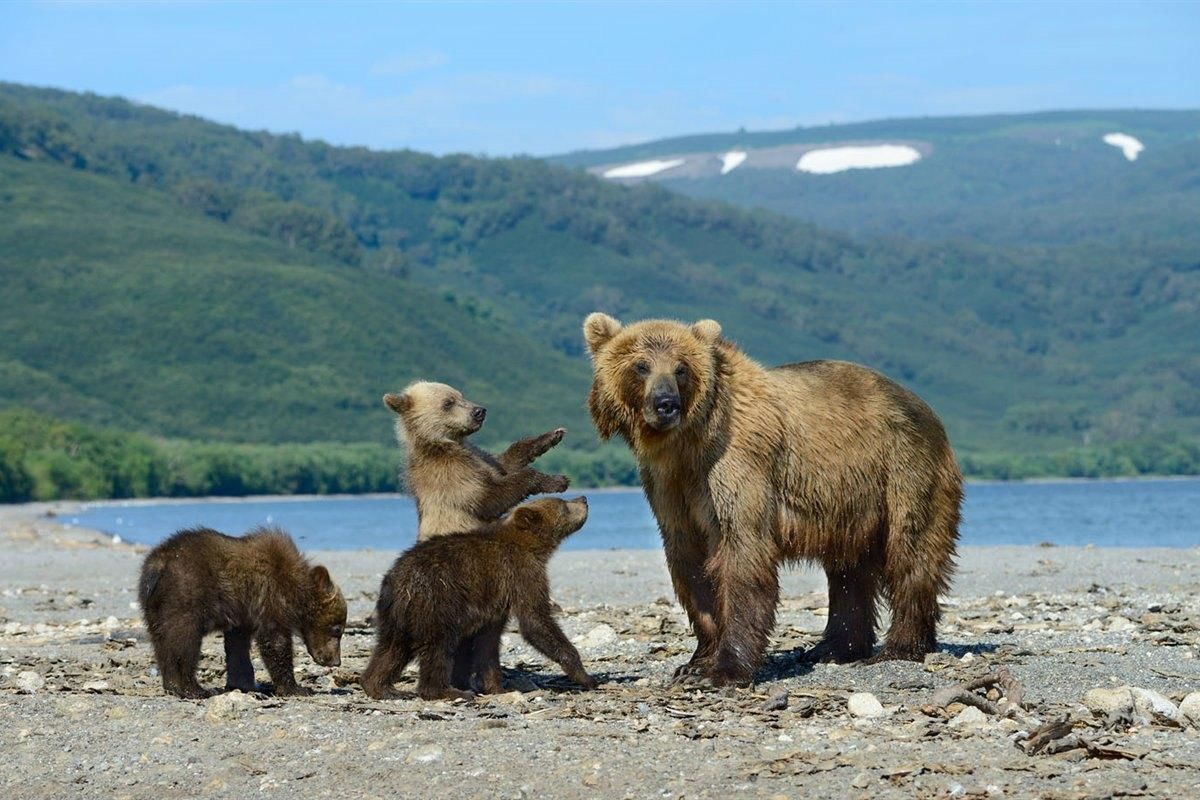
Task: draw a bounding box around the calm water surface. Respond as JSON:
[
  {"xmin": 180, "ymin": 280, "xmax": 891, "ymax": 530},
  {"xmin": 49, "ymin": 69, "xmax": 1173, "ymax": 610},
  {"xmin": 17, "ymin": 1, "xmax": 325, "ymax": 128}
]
[{"xmin": 72, "ymin": 479, "xmax": 1200, "ymax": 552}]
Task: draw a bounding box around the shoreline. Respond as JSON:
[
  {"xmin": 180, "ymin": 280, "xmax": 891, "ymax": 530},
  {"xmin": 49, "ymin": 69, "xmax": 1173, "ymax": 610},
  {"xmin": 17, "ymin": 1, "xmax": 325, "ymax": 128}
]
[{"xmin": 8, "ymin": 471, "xmax": 1199, "ymax": 514}]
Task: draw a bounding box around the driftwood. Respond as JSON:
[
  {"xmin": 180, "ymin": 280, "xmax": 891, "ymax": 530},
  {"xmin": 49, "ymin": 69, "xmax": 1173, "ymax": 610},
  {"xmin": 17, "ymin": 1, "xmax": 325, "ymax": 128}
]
[
  {"xmin": 1020, "ymin": 716, "xmax": 1074, "ymax": 754},
  {"xmin": 927, "ymin": 668, "xmax": 1027, "ymax": 718}
]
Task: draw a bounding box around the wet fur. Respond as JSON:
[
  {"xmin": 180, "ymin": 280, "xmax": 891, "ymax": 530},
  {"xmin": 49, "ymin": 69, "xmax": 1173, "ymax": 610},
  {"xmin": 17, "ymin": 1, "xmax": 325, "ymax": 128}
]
[
  {"xmin": 138, "ymin": 526, "xmax": 347, "ymax": 698},
  {"xmin": 359, "ymin": 498, "xmax": 595, "ymax": 701},
  {"xmin": 584, "ymin": 314, "xmax": 962, "ymax": 685}
]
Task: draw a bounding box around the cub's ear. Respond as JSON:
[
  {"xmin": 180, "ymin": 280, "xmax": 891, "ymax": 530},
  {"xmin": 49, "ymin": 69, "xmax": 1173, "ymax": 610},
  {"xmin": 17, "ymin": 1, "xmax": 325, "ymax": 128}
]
[
  {"xmin": 691, "ymin": 319, "xmax": 722, "ymax": 345},
  {"xmin": 383, "ymin": 392, "xmax": 411, "ymax": 414},
  {"xmin": 310, "ymin": 565, "xmax": 334, "ymax": 593},
  {"xmin": 513, "ymin": 505, "xmax": 543, "ymax": 529},
  {"xmin": 583, "ymin": 313, "xmax": 622, "ymax": 355}
]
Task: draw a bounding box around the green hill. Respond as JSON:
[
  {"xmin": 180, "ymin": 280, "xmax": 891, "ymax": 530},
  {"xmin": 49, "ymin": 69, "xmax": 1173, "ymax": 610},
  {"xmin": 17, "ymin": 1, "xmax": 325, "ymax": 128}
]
[{"xmin": 1, "ymin": 84, "xmax": 1198, "ymax": 498}]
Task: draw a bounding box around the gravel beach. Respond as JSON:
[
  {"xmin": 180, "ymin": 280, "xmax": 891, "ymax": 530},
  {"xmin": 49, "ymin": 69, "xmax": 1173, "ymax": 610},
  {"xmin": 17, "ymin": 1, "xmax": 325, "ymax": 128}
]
[{"xmin": 2, "ymin": 501, "xmax": 1199, "ymax": 799}]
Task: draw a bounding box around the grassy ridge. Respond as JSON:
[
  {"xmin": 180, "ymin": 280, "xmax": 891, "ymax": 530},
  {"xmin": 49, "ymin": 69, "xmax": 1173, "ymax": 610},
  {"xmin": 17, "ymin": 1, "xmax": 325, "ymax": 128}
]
[{"xmin": 1, "ymin": 84, "xmax": 1198, "ymax": 494}]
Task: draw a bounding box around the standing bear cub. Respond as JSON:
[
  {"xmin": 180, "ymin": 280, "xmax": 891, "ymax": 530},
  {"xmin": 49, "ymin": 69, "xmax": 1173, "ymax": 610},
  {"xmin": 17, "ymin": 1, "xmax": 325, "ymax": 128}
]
[
  {"xmin": 139, "ymin": 526, "xmax": 347, "ymax": 698},
  {"xmin": 384, "ymin": 380, "xmax": 570, "ymax": 540},
  {"xmin": 360, "ymin": 496, "xmax": 596, "ymax": 701},
  {"xmin": 584, "ymin": 313, "xmax": 962, "ymax": 686}
]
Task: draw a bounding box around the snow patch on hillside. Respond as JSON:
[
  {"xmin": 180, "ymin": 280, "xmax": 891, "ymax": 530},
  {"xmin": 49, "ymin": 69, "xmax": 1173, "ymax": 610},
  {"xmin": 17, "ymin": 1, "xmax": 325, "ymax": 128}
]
[
  {"xmin": 720, "ymin": 151, "xmax": 747, "ymax": 174},
  {"xmin": 603, "ymin": 158, "xmax": 686, "ymax": 179},
  {"xmin": 1102, "ymin": 133, "xmax": 1144, "ymax": 161},
  {"xmin": 796, "ymin": 144, "xmax": 921, "ymax": 174}
]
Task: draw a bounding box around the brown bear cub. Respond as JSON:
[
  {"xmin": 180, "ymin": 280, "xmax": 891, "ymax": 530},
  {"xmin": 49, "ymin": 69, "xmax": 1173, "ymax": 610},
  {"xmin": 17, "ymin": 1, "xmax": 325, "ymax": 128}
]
[
  {"xmin": 584, "ymin": 313, "xmax": 962, "ymax": 686},
  {"xmin": 138, "ymin": 526, "xmax": 347, "ymax": 699},
  {"xmin": 360, "ymin": 496, "xmax": 596, "ymax": 701},
  {"xmin": 383, "ymin": 381, "xmax": 570, "ymax": 540}
]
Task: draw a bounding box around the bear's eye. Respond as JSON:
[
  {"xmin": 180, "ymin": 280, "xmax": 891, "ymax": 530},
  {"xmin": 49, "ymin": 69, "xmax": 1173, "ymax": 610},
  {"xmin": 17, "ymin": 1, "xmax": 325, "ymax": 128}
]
[
  {"xmin": 442, "ymin": 398, "xmax": 455, "ymax": 411},
  {"xmin": 633, "ymin": 361, "xmax": 651, "ymax": 377},
  {"xmin": 674, "ymin": 365, "xmax": 689, "ymax": 380}
]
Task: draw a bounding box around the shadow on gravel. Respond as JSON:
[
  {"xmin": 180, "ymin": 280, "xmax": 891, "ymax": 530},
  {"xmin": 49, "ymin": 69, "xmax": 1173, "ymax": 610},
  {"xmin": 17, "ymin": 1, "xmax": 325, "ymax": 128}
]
[
  {"xmin": 757, "ymin": 649, "xmax": 818, "ymax": 682},
  {"xmin": 938, "ymin": 642, "xmax": 1000, "ymax": 658}
]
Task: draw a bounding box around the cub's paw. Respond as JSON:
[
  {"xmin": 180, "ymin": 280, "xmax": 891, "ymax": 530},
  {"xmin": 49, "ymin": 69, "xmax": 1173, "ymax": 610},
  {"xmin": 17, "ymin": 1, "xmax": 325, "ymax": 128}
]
[
  {"xmin": 541, "ymin": 474, "xmax": 570, "ymax": 494},
  {"xmin": 574, "ymin": 673, "xmax": 598, "ymax": 691},
  {"xmin": 274, "ymin": 684, "xmax": 315, "ymax": 697}
]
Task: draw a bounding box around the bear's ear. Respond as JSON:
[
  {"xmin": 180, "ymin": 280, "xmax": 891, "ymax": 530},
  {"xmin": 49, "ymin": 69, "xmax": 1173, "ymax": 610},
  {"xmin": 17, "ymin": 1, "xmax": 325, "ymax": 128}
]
[
  {"xmin": 691, "ymin": 319, "xmax": 722, "ymax": 345},
  {"xmin": 310, "ymin": 565, "xmax": 334, "ymax": 593},
  {"xmin": 513, "ymin": 505, "xmax": 543, "ymax": 530},
  {"xmin": 383, "ymin": 392, "xmax": 411, "ymax": 414},
  {"xmin": 583, "ymin": 312, "xmax": 623, "ymax": 355}
]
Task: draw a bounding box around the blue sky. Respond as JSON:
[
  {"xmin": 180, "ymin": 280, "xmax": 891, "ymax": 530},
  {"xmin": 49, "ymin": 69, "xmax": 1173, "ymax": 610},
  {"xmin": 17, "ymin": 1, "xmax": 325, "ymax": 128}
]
[{"xmin": 3, "ymin": 1, "xmax": 1197, "ymax": 156}]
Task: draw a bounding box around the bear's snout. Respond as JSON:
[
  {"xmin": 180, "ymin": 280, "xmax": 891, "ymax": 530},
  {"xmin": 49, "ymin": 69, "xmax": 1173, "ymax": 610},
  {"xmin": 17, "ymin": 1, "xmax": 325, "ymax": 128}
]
[
  {"xmin": 648, "ymin": 384, "xmax": 682, "ymax": 429},
  {"xmin": 472, "ymin": 406, "xmax": 487, "ymax": 424}
]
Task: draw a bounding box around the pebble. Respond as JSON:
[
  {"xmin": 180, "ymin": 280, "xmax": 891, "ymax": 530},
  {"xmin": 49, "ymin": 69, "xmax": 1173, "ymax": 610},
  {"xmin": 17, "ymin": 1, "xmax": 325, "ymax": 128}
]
[
  {"xmin": 16, "ymin": 671, "xmax": 45, "ymax": 693},
  {"xmin": 847, "ymin": 692, "xmax": 887, "ymax": 719},
  {"xmin": 1083, "ymin": 686, "xmax": 1178, "ymax": 725},
  {"xmin": 575, "ymin": 623, "xmax": 618, "ymax": 649},
  {"xmin": 948, "ymin": 706, "xmax": 988, "ymax": 728},
  {"xmin": 406, "ymin": 745, "xmax": 443, "ymax": 764},
  {"xmin": 1083, "ymin": 686, "xmax": 1134, "ymax": 717},
  {"xmin": 851, "ymin": 771, "xmax": 871, "ymax": 789},
  {"xmin": 204, "ymin": 690, "xmax": 259, "ymax": 722},
  {"xmin": 1179, "ymin": 692, "xmax": 1200, "ymax": 727}
]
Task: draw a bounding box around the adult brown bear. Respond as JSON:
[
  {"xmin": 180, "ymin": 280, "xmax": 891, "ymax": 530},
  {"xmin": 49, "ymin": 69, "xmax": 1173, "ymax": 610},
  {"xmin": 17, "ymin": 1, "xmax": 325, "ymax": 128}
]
[{"xmin": 583, "ymin": 313, "xmax": 962, "ymax": 686}]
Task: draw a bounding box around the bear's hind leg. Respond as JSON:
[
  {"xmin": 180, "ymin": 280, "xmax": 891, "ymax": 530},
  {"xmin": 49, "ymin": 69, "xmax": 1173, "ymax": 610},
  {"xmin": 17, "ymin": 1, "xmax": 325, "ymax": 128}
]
[
  {"xmin": 809, "ymin": 557, "xmax": 880, "ymax": 663},
  {"xmin": 224, "ymin": 627, "xmax": 256, "ymax": 692},
  {"xmin": 872, "ymin": 509, "xmax": 957, "ymax": 663},
  {"xmin": 416, "ymin": 638, "xmax": 474, "ymax": 701},
  {"xmin": 156, "ymin": 617, "xmax": 209, "ymax": 699},
  {"xmin": 360, "ymin": 630, "xmax": 412, "ymax": 700}
]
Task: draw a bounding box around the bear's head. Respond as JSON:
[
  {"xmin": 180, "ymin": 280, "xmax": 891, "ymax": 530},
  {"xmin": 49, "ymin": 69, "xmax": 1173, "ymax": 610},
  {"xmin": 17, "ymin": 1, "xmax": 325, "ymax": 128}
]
[
  {"xmin": 300, "ymin": 565, "xmax": 347, "ymax": 668},
  {"xmin": 383, "ymin": 381, "xmax": 487, "ymax": 446},
  {"xmin": 583, "ymin": 313, "xmax": 722, "ymax": 441},
  {"xmin": 508, "ymin": 496, "xmax": 589, "ymax": 551}
]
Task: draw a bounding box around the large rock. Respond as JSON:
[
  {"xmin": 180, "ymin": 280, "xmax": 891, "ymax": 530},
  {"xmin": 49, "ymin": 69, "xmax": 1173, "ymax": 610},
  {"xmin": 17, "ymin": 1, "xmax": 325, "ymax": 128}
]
[{"xmin": 847, "ymin": 692, "xmax": 887, "ymax": 718}]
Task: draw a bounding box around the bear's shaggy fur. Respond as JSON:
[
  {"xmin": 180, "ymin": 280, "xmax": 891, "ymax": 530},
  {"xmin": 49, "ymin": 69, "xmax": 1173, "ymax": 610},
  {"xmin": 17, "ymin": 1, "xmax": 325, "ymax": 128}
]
[
  {"xmin": 359, "ymin": 497, "xmax": 596, "ymax": 701},
  {"xmin": 138, "ymin": 526, "xmax": 347, "ymax": 698},
  {"xmin": 584, "ymin": 313, "xmax": 962, "ymax": 685},
  {"xmin": 383, "ymin": 381, "xmax": 569, "ymax": 539}
]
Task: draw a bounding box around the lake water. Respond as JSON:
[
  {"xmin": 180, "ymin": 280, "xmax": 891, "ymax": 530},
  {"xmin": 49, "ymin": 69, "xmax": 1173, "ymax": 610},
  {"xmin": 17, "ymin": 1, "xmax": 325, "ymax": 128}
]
[{"xmin": 70, "ymin": 478, "xmax": 1200, "ymax": 551}]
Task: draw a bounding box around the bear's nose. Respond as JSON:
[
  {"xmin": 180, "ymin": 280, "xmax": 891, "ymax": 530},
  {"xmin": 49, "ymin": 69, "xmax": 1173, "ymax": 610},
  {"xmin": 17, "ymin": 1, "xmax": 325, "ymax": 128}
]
[
  {"xmin": 472, "ymin": 406, "xmax": 487, "ymax": 423},
  {"xmin": 653, "ymin": 395, "xmax": 681, "ymax": 418}
]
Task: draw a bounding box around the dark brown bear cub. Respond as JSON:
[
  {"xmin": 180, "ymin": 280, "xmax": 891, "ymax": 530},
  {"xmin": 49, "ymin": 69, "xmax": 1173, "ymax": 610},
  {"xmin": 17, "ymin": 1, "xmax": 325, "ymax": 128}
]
[
  {"xmin": 138, "ymin": 526, "xmax": 347, "ymax": 699},
  {"xmin": 360, "ymin": 497, "xmax": 595, "ymax": 701}
]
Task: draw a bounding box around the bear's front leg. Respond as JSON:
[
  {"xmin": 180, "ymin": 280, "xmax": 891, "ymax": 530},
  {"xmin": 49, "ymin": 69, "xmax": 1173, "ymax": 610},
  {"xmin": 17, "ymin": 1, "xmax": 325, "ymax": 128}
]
[
  {"xmin": 498, "ymin": 428, "xmax": 566, "ymax": 471},
  {"xmin": 256, "ymin": 626, "xmax": 312, "ymax": 697},
  {"xmin": 705, "ymin": 504, "xmax": 780, "ymax": 686},
  {"xmin": 660, "ymin": 526, "xmax": 720, "ymax": 682}
]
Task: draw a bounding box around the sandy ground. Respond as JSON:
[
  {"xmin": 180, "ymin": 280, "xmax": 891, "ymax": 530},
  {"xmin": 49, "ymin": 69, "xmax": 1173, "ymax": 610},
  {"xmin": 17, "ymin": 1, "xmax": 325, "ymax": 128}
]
[{"xmin": 2, "ymin": 501, "xmax": 1200, "ymax": 799}]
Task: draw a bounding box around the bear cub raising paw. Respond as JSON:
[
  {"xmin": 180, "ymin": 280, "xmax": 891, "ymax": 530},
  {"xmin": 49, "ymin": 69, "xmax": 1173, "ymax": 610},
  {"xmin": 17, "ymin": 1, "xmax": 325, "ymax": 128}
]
[
  {"xmin": 360, "ymin": 496, "xmax": 596, "ymax": 701},
  {"xmin": 384, "ymin": 381, "xmax": 570, "ymax": 540},
  {"xmin": 138, "ymin": 526, "xmax": 347, "ymax": 699}
]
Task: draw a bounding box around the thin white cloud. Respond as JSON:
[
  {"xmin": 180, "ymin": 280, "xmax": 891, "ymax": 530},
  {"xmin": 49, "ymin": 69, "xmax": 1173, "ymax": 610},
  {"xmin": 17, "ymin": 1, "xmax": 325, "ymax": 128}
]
[{"xmin": 369, "ymin": 49, "xmax": 449, "ymax": 78}]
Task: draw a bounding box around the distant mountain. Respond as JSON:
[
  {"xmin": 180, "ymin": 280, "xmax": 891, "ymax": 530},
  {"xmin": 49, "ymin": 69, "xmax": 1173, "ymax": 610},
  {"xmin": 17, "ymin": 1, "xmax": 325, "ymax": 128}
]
[
  {"xmin": 550, "ymin": 110, "xmax": 1200, "ymax": 248},
  {"xmin": 2, "ymin": 84, "xmax": 1198, "ymax": 485}
]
